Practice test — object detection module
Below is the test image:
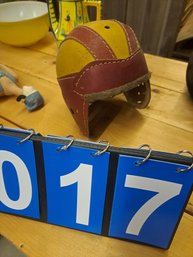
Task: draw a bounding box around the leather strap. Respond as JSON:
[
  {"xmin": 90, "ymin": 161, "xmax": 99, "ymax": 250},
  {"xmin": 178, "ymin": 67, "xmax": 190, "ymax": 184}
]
[{"xmin": 68, "ymin": 25, "xmax": 116, "ymax": 60}]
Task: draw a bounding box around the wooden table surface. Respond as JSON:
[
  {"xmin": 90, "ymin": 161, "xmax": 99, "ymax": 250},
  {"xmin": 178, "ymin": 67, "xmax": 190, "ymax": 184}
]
[{"xmin": 0, "ymin": 33, "xmax": 193, "ymax": 257}]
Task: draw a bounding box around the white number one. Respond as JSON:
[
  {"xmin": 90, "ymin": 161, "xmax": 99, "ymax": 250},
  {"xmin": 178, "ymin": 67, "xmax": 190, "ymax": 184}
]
[
  {"xmin": 124, "ymin": 175, "xmax": 182, "ymax": 235},
  {"xmin": 0, "ymin": 150, "xmax": 32, "ymax": 210},
  {"xmin": 60, "ymin": 164, "xmax": 92, "ymax": 225}
]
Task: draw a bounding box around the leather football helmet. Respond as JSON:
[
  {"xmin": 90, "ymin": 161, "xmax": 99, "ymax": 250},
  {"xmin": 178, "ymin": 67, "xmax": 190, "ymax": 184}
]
[{"xmin": 56, "ymin": 19, "xmax": 151, "ymax": 136}]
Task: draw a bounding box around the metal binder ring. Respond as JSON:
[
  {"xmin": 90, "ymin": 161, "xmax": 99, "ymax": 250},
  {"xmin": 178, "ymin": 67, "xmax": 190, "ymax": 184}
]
[
  {"xmin": 92, "ymin": 140, "xmax": 110, "ymax": 156},
  {"xmin": 0, "ymin": 124, "xmax": 4, "ymax": 129},
  {"xmin": 176, "ymin": 150, "xmax": 193, "ymax": 172},
  {"xmin": 57, "ymin": 135, "xmax": 74, "ymax": 151},
  {"xmin": 135, "ymin": 144, "xmax": 152, "ymax": 166},
  {"xmin": 18, "ymin": 129, "xmax": 35, "ymax": 144}
]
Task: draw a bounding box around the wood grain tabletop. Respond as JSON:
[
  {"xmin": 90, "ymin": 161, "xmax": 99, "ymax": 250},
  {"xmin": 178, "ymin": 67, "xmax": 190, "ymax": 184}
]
[{"xmin": 0, "ymin": 32, "xmax": 193, "ymax": 257}]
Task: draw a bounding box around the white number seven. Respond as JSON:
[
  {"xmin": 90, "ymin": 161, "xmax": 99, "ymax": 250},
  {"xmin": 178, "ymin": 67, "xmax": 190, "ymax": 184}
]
[
  {"xmin": 60, "ymin": 164, "xmax": 92, "ymax": 226},
  {"xmin": 125, "ymin": 175, "xmax": 182, "ymax": 235}
]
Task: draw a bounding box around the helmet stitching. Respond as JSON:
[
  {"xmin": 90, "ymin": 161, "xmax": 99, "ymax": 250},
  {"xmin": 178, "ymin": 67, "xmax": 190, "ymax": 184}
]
[
  {"xmin": 80, "ymin": 25, "xmax": 116, "ymax": 59},
  {"xmin": 113, "ymin": 19, "xmax": 132, "ymax": 55},
  {"xmin": 73, "ymin": 49, "xmax": 142, "ymax": 94},
  {"xmin": 67, "ymin": 36, "xmax": 99, "ymax": 60}
]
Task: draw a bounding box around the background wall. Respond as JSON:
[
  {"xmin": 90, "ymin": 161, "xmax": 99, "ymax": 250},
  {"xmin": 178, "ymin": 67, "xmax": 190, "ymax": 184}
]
[
  {"xmin": 102, "ymin": 0, "xmax": 187, "ymax": 57},
  {"xmin": 0, "ymin": 0, "xmax": 189, "ymax": 57}
]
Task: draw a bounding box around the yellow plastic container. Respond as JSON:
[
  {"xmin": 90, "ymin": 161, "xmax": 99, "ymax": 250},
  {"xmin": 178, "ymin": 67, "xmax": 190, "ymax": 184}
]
[
  {"xmin": 0, "ymin": 1, "xmax": 49, "ymax": 47},
  {"xmin": 48, "ymin": 0, "xmax": 102, "ymax": 45}
]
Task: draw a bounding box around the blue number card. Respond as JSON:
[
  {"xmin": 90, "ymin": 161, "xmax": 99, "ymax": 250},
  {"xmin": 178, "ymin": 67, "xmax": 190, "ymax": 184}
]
[
  {"xmin": 0, "ymin": 127, "xmax": 192, "ymax": 249},
  {"xmin": 0, "ymin": 134, "xmax": 40, "ymax": 219},
  {"xmin": 109, "ymin": 155, "xmax": 193, "ymax": 248},
  {"xmin": 42, "ymin": 141, "xmax": 110, "ymax": 234}
]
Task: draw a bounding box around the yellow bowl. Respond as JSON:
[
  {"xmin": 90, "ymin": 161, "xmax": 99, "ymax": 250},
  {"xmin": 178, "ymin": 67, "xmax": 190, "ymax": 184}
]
[{"xmin": 0, "ymin": 1, "xmax": 49, "ymax": 47}]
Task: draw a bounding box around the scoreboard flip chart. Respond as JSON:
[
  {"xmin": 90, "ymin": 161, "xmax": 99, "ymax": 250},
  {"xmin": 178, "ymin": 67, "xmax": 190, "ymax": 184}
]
[{"xmin": 0, "ymin": 126, "xmax": 193, "ymax": 249}]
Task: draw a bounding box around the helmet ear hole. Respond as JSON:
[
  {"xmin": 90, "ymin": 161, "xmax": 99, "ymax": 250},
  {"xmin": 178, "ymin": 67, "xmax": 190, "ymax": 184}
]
[
  {"xmin": 124, "ymin": 80, "xmax": 151, "ymax": 109},
  {"xmin": 104, "ymin": 25, "xmax": 110, "ymax": 29}
]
